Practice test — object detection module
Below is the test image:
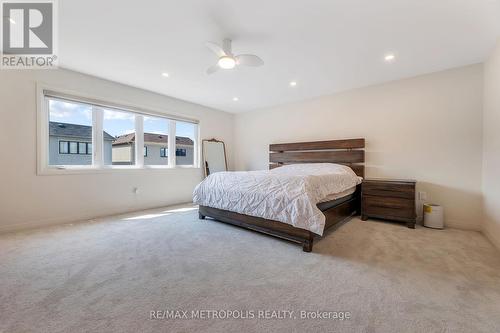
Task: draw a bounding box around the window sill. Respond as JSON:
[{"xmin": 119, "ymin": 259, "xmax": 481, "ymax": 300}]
[{"xmin": 38, "ymin": 165, "xmax": 201, "ymax": 176}]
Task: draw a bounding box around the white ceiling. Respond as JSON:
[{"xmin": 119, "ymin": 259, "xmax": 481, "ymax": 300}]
[{"xmin": 59, "ymin": 0, "xmax": 500, "ymax": 113}]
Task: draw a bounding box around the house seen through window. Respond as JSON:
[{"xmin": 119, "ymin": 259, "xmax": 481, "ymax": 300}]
[
  {"xmin": 175, "ymin": 121, "xmax": 196, "ymax": 165},
  {"xmin": 143, "ymin": 115, "xmax": 169, "ymax": 166}
]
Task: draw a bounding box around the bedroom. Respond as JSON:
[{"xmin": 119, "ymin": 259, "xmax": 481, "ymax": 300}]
[{"xmin": 0, "ymin": 0, "xmax": 499, "ymax": 332}]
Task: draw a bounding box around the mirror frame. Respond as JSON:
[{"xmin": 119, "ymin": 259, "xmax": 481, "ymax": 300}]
[{"xmin": 202, "ymin": 138, "xmax": 228, "ymax": 177}]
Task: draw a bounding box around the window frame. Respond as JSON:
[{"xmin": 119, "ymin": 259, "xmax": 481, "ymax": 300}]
[{"xmin": 37, "ymin": 83, "xmax": 200, "ymax": 175}]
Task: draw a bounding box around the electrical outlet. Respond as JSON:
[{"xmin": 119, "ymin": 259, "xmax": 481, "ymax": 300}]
[{"xmin": 418, "ymin": 191, "xmax": 427, "ymax": 201}]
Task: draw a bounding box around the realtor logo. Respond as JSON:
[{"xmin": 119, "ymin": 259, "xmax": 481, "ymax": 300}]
[{"xmin": 1, "ymin": 0, "xmax": 58, "ymax": 69}]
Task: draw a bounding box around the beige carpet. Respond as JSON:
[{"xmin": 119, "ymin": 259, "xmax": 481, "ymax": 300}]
[{"xmin": 1, "ymin": 204, "xmax": 500, "ymax": 333}]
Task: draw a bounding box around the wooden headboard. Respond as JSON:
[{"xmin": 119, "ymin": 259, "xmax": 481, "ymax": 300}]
[{"xmin": 269, "ymin": 138, "xmax": 365, "ymax": 177}]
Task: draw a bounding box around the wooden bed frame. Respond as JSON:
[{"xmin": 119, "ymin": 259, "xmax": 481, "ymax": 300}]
[{"xmin": 199, "ymin": 138, "xmax": 365, "ymax": 252}]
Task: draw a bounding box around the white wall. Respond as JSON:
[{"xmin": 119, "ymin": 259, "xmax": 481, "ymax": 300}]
[
  {"xmin": 0, "ymin": 69, "xmax": 234, "ymax": 232},
  {"xmin": 482, "ymin": 39, "xmax": 500, "ymax": 249},
  {"xmin": 0, "ymin": 65, "xmax": 488, "ymax": 233},
  {"xmin": 234, "ymin": 65, "xmax": 484, "ymax": 230}
]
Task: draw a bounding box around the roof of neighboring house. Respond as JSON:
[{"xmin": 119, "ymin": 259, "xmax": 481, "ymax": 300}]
[
  {"xmin": 112, "ymin": 133, "xmax": 194, "ymax": 146},
  {"xmin": 49, "ymin": 122, "xmax": 115, "ymax": 141}
]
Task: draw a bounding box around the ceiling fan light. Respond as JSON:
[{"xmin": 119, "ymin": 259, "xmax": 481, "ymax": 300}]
[
  {"xmin": 384, "ymin": 53, "xmax": 396, "ymax": 62},
  {"xmin": 218, "ymin": 56, "xmax": 236, "ymax": 69}
]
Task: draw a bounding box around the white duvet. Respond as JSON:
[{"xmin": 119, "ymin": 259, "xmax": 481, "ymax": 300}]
[{"xmin": 193, "ymin": 163, "xmax": 362, "ymax": 235}]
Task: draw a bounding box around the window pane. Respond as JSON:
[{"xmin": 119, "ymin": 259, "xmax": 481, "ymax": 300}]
[
  {"xmin": 175, "ymin": 121, "xmax": 196, "ymax": 166},
  {"xmin": 104, "ymin": 109, "xmax": 135, "ymax": 166},
  {"xmin": 87, "ymin": 143, "xmax": 92, "ymax": 155},
  {"xmin": 143, "ymin": 115, "xmax": 169, "ymax": 166},
  {"xmin": 59, "ymin": 141, "xmax": 68, "ymax": 154},
  {"xmin": 144, "ymin": 146, "xmax": 147, "ymax": 157},
  {"xmin": 48, "ymin": 99, "xmax": 92, "ymax": 165},
  {"xmin": 69, "ymin": 142, "xmax": 78, "ymax": 154},
  {"xmin": 160, "ymin": 148, "xmax": 167, "ymax": 158},
  {"xmin": 78, "ymin": 142, "xmax": 87, "ymax": 155}
]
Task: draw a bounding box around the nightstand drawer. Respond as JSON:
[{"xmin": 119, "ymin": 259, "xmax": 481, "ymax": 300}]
[
  {"xmin": 362, "ymin": 195, "xmax": 415, "ymax": 219},
  {"xmin": 362, "ymin": 182, "xmax": 414, "ymax": 199},
  {"xmin": 362, "ymin": 205, "xmax": 414, "ymax": 220},
  {"xmin": 361, "ymin": 178, "xmax": 417, "ymax": 228}
]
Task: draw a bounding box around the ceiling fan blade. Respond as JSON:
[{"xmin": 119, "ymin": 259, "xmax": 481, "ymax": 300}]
[
  {"xmin": 206, "ymin": 65, "xmax": 220, "ymax": 75},
  {"xmin": 222, "ymin": 38, "xmax": 232, "ymax": 56},
  {"xmin": 235, "ymin": 54, "xmax": 264, "ymax": 67},
  {"xmin": 206, "ymin": 42, "xmax": 226, "ymax": 58}
]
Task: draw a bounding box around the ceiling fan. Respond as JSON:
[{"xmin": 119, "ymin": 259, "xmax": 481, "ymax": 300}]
[{"xmin": 206, "ymin": 38, "xmax": 264, "ymax": 74}]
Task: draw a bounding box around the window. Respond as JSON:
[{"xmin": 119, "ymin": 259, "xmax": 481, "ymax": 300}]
[
  {"xmin": 143, "ymin": 115, "xmax": 169, "ymax": 166},
  {"xmin": 59, "ymin": 141, "xmax": 91, "ymax": 155},
  {"xmin": 48, "ymin": 99, "xmax": 92, "ymax": 165},
  {"xmin": 40, "ymin": 89, "xmax": 199, "ymax": 173},
  {"xmin": 103, "ymin": 109, "xmax": 135, "ymax": 166},
  {"xmin": 175, "ymin": 121, "xmax": 196, "ymax": 166},
  {"xmin": 160, "ymin": 148, "xmax": 168, "ymax": 158}
]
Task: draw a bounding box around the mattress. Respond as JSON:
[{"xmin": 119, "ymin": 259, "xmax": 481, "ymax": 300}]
[
  {"xmin": 193, "ymin": 163, "xmax": 362, "ymax": 235},
  {"xmin": 319, "ymin": 184, "xmax": 359, "ymax": 203},
  {"xmin": 317, "ymin": 187, "xmax": 358, "ymax": 212}
]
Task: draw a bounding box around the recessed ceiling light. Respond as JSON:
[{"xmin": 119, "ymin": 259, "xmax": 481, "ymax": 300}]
[
  {"xmin": 384, "ymin": 53, "xmax": 396, "ymax": 63},
  {"xmin": 161, "ymin": 72, "xmax": 169, "ymax": 77},
  {"xmin": 233, "ymin": 97, "xmax": 239, "ymax": 101},
  {"xmin": 289, "ymin": 81, "xmax": 297, "ymax": 87}
]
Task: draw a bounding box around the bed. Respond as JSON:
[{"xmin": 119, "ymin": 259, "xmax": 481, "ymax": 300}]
[{"xmin": 195, "ymin": 138, "xmax": 365, "ymax": 252}]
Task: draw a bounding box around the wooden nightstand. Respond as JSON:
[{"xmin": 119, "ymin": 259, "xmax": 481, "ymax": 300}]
[{"xmin": 361, "ymin": 178, "xmax": 417, "ymax": 228}]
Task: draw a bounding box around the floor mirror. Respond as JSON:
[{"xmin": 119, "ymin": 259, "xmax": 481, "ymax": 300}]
[{"xmin": 202, "ymin": 139, "xmax": 228, "ymax": 177}]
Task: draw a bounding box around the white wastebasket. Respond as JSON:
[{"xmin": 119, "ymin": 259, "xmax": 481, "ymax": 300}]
[{"xmin": 423, "ymin": 204, "xmax": 444, "ymax": 229}]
